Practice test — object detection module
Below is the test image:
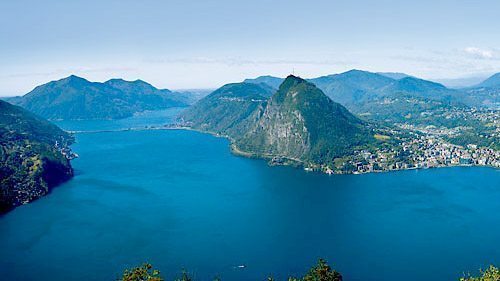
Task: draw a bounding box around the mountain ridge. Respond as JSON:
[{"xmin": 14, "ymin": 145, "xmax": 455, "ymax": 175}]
[
  {"xmin": 474, "ymin": 72, "xmax": 500, "ymax": 88},
  {"xmin": 11, "ymin": 75, "xmax": 195, "ymax": 120},
  {"xmin": 182, "ymin": 75, "xmax": 376, "ymax": 169},
  {"xmin": 236, "ymin": 75, "xmax": 373, "ymax": 164}
]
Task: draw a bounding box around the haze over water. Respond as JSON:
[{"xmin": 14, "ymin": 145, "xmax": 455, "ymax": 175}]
[{"xmin": 0, "ymin": 109, "xmax": 498, "ymax": 281}]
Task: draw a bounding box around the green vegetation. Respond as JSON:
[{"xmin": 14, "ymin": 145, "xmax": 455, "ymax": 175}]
[
  {"xmin": 237, "ymin": 75, "xmax": 375, "ymax": 164},
  {"xmin": 180, "ymin": 82, "xmax": 272, "ymax": 137},
  {"xmin": 0, "ymin": 100, "xmax": 73, "ymax": 213},
  {"xmin": 309, "ymin": 69, "xmax": 396, "ymax": 109},
  {"xmin": 246, "ymin": 70, "xmax": 466, "ymax": 111},
  {"xmin": 11, "ymin": 75, "xmax": 192, "ymax": 120},
  {"xmin": 120, "ymin": 263, "xmax": 163, "ymax": 281},
  {"xmin": 183, "ymin": 75, "xmax": 376, "ymax": 168},
  {"xmin": 448, "ymin": 130, "xmax": 499, "ymax": 151},
  {"xmin": 460, "ymin": 265, "xmax": 500, "ymax": 281},
  {"xmin": 119, "ymin": 259, "xmax": 342, "ymax": 281},
  {"xmin": 121, "ymin": 261, "xmax": 498, "ymax": 281},
  {"xmin": 287, "ymin": 259, "xmax": 342, "ymax": 281},
  {"xmin": 242, "ymin": 70, "xmax": 500, "ymax": 145}
]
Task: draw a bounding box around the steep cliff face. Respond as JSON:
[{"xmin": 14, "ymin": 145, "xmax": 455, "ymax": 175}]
[
  {"xmin": 0, "ymin": 100, "xmax": 74, "ymax": 213},
  {"xmin": 236, "ymin": 75, "xmax": 373, "ymax": 163},
  {"xmin": 182, "ymin": 75, "xmax": 375, "ymax": 167},
  {"xmin": 236, "ymin": 78, "xmax": 312, "ymax": 160}
]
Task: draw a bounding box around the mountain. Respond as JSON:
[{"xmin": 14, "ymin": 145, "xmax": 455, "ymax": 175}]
[
  {"xmin": 377, "ymin": 72, "xmax": 413, "ymax": 80},
  {"xmin": 0, "ymin": 100, "xmax": 74, "ymax": 213},
  {"xmin": 244, "ymin": 70, "xmax": 462, "ymax": 108},
  {"xmin": 183, "ymin": 75, "xmax": 375, "ymax": 168},
  {"xmin": 12, "ymin": 75, "xmax": 192, "ymax": 120},
  {"xmin": 180, "ymin": 82, "xmax": 272, "ymax": 137},
  {"xmin": 308, "ymin": 70, "xmax": 395, "ymax": 107},
  {"xmin": 458, "ymin": 73, "xmax": 500, "ymax": 109},
  {"xmin": 242, "ymin": 70, "xmax": 473, "ymax": 124},
  {"xmin": 171, "ymin": 89, "xmax": 213, "ymax": 104},
  {"xmin": 237, "ymin": 75, "xmax": 374, "ymax": 164},
  {"xmin": 378, "ymin": 77, "xmax": 458, "ymax": 101},
  {"xmin": 474, "ymin": 73, "xmax": 500, "ymax": 88},
  {"xmin": 460, "ymin": 87, "xmax": 500, "ymax": 109},
  {"xmin": 434, "ymin": 75, "xmax": 489, "ymax": 89},
  {"xmin": 244, "ymin": 75, "xmax": 284, "ymax": 90}
]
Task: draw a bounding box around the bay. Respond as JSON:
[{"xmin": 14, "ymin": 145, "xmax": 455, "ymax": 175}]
[{"xmin": 0, "ymin": 109, "xmax": 498, "ymax": 281}]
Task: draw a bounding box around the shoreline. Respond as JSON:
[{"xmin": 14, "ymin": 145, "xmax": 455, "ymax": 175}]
[
  {"xmin": 178, "ymin": 126, "xmax": 500, "ymax": 175},
  {"xmin": 65, "ymin": 125, "xmax": 500, "ymax": 176}
]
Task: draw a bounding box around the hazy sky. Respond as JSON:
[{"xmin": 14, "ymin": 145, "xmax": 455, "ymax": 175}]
[{"xmin": 1, "ymin": 0, "xmax": 499, "ymax": 95}]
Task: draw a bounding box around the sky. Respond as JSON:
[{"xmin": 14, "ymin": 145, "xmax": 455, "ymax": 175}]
[{"xmin": 1, "ymin": 0, "xmax": 499, "ymax": 95}]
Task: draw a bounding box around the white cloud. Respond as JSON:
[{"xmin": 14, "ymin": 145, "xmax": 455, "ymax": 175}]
[{"xmin": 464, "ymin": 47, "xmax": 494, "ymax": 59}]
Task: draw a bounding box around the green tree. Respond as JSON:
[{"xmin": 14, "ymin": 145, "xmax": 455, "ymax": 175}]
[
  {"xmin": 289, "ymin": 259, "xmax": 342, "ymax": 281},
  {"xmin": 460, "ymin": 265, "xmax": 499, "ymax": 281},
  {"xmin": 120, "ymin": 263, "xmax": 163, "ymax": 281}
]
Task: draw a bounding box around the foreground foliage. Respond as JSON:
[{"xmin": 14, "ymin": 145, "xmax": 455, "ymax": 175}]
[
  {"xmin": 119, "ymin": 259, "xmax": 342, "ymax": 281},
  {"xmin": 120, "ymin": 262, "xmax": 499, "ymax": 281},
  {"xmin": 460, "ymin": 265, "xmax": 500, "ymax": 281},
  {"xmin": 120, "ymin": 263, "xmax": 163, "ymax": 281},
  {"xmin": 287, "ymin": 259, "xmax": 342, "ymax": 281}
]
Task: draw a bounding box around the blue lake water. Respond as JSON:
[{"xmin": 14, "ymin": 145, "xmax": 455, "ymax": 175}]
[{"xmin": 0, "ymin": 109, "xmax": 499, "ymax": 281}]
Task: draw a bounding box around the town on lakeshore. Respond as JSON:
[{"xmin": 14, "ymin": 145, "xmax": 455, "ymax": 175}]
[
  {"xmin": 309, "ymin": 108, "xmax": 500, "ymax": 174},
  {"xmin": 330, "ymin": 132, "xmax": 500, "ymax": 175}
]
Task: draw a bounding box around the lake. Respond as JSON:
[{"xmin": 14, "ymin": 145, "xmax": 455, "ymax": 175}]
[{"xmin": 0, "ymin": 109, "xmax": 499, "ymax": 281}]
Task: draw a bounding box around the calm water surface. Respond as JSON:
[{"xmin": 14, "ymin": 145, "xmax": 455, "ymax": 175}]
[{"xmin": 0, "ymin": 109, "xmax": 498, "ymax": 281}]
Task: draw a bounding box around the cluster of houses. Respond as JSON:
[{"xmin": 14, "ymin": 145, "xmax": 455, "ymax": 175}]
[{"xmin": 326, "ymin": 134, "xmax": 499, "ymax": 175}]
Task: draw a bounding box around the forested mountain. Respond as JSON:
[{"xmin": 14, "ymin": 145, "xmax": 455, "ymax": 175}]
[
  {"xmin": 181, "ymin": 82, "xmax": 272, "ymax": 137},
  {"xmin": 236, "ymin": 75, "xmax": 375, "ymax": 164},
  {"xmin": 10, "ymin": 75, "xmax": 193, "ymax": 120},
  {"xmin": 182, "ymin": 75, "xmax": 375, "ymax": 167},
  {"xmin": 0, "ymin": 100, "xmax": 74, "ymax": 213},
  {"xmin": 243, "ymin": 70, "xmax": 493, "ymax": 124}
]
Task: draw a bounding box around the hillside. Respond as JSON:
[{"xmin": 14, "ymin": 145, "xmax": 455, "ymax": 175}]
[
  {"xmin": 12, "ymin": 75, "xmax": 192, "ymax": 120},
  {"xmin": 308, "ymin": 70, "xmax": 395, "ymax": 107},
  {"xmin": 378, "ymin": 77, "xmax": 459, "ymax": 101},
  {"xmin": 243, "ymin": 70, "xmax": 487, "ymax": 124},
  {"xmin": 180, "ymin": 82, "xmax": 272, "ymax": 137},
  {"xmin": 183, "ymin": 76, "xmax": 376, "ymax": 168},
  {"xmin": 460, "ymin": 87, "xmax": 500, "ymax": 109},
  {"xmin": 475, "ymin": 72, "xmax": 500, "ymax": 88},
  {"xmin": 236, "ymin": 75, "xmax": 374, "ymax": 164},
  {"xmin": 0, "ymin": 100, "xmax": 74, "ymax": 213}
]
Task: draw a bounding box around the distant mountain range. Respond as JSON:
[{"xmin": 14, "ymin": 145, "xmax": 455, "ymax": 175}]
[
  {"xmin": 434, "ymin": 76, "xmax": 490, "ymax": 89},
  {"xmin": 182, "ymin": 75, "xmax": 376, "ymax": 168},
  {"xmin": 7, "ymin": 70, "xmax": 498, "ymax": 121},
  {"xmin": 8, "ymin": 75, "xmax": 199, "ymax": 120},
  {"xmin": 473, "ymin": 73, "xmax": 500, "ymax": 88},
  {"xmin": 0, "ymin": 100, "xmax": 73, "ymax": 213},
  {"xmin": 245, "ymin": 70, "xmax": 500, "ymax": 115},
  {"xmin": 246, "ymin": 70, "xmax": 459, "ymax": 103}
]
